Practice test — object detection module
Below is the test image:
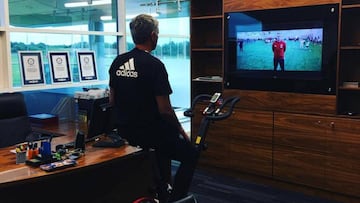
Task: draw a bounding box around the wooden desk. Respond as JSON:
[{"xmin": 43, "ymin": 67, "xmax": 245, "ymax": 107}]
[{"xmin": 0, "ymin": 121, "xmax": 154, "ymax": 203}]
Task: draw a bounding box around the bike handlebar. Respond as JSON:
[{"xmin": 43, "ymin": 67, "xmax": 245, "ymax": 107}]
[
  {"xmin": 184, "ymin": 94, "xmax": 240, "ymax": 121},
  {"xmin": 183, "ymin": 94, "xmax": 212, "ymax": 117},
  {"xmin": 207, "ymin": 96, "xmax": 240, "ymax": 121}
]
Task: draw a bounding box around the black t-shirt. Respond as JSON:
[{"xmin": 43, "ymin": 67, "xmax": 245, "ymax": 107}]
[{"xmin": 109, "ymin": 48, "xmax": 172, "ymax": 127}]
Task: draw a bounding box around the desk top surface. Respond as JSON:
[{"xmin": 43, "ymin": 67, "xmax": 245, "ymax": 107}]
[{"xmin": 0, "ymin": 121, "xmax": 142, "ymax": 186}]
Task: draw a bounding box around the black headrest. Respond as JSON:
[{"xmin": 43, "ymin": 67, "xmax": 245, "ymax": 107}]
[{"xmin": 0, "ymin": 92, "xmax": 28, "ymax": 119}]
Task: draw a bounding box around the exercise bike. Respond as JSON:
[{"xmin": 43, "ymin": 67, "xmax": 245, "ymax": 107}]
[{"xmin": 133, "ymin": 93, "xmax": 240, "ymax": 203}]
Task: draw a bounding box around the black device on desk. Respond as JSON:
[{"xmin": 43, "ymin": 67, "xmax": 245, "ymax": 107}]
[
  {"xmin": 65, "ymin": 97, "xmax": 125, "ymax": 148},
  {"xmin": 92, "ymin": 131, "xmax": 125, "ymax": 148}
]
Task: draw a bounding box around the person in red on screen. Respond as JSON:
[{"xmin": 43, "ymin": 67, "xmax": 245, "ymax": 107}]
[{"xmin": 272, "ymin": 34, "xmax": 286, "ymax": 72}]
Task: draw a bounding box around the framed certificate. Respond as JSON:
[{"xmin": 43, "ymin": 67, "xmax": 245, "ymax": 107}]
[
  {"xmin": 48, "ymin": 51, "xmax": 72, "ymax": 84},
  {"xmin": 18, "ymin": 51, "xmax": 45, "ymax": 86},
  {"xmin": 77, "ymin": 51, "xmax": 98, "ymax": 82}
]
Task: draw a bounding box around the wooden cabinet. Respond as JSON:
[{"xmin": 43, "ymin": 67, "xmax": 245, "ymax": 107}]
[
  {"xmin": 190, "ymin": 0, "xmax": 223, "ymax": 98},
  {"xmin": 226, "ymin": 109, "xmax": 273, "ymax": 177},
  {"xmin": 191, "ymin": 104, "xmax": 231, "ymax": 170},
  {"xmin": 194, "ymin": 107, "xmax": 273, "ymax": 177},
  {"xmin": 274, "ymin": 112, "xmax": 360, "ymax": 197},
  {"xmin": 324, "ymin": 116, "xmax": 360, "ymax": 196},
  {"xmin": 273, "ymin": 113, "xmax": 328, "ymax": 188},
  {"xmin": 191, "ymin": 0, "xmax": 360, "ymax": 201},
  {"xmin": 337, "ymin": 0, "xmax": 360, "ymax": 114}
]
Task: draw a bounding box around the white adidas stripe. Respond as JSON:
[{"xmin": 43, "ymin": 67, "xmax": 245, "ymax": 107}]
[{"xmin": 118, "ymin": 58, "xmax": 135, "ymax": 70}]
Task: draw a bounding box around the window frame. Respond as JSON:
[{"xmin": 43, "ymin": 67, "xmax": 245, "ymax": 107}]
[{"xmin": 0, "ymin": 0, "xmax": 126, "ymax": 92}]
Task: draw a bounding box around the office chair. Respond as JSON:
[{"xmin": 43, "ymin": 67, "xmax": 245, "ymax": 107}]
[{"xmin": 0, "ymin": 92, "xmax": 32, "ymax": 148}]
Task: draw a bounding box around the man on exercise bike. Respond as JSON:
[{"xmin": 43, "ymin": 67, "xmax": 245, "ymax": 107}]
[{"xmin": 108, "ymin": 14, "xmax": 197, "ymax": 202}]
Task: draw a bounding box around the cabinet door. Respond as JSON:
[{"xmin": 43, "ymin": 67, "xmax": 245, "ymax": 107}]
[
  {"xmin": 273, "ymin": 147, "xmax": 327, "ymax": 188},
  {"xmin": 273, "ymin": 113, "xmax": 327, "ymax": 188},
  {"xmin": 274, "ymin": 112, "xmax": 328, "ymax": 151},
  {"xmin": 223, "ymin": 110, "xmax": 273, "ymax": 177},
  {"xmin": 325, "ymin": 117, "xmax": 360, "ymax": 197},
  {"xmin": 224, "ymin": 109, "xmax": 273, "ymax": 176},
  {"xmin": 194, "ymin": 108, "xmax": 273, "ymax": 176}
]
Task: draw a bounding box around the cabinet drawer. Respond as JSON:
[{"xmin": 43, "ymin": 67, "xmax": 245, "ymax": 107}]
[
  {"xmin": 274, "ymin": 112, "xmax": 327, "ymax": 152},
  {"xmin": 229, "ymin": 138, "xmax": 272, "ymax": 177},
  {"xmin": 215, "ymin": 109, "xmax": 273, "ymax": 176},
  {"xmin": 326, "ymin": 117, "xmax": 360, "ymax": 159},
  {"xmin": 274, "ymin": 146, "xmax": 326, "ymax": 188},
  {"xmin": 225, "ymin": 109, "xmax": 273, "ymax": 143},
  {"xmin": 325, "ymin": 156, "xmax": 360, "ymax": 197}
]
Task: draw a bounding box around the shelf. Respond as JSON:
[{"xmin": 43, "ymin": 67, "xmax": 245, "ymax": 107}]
[
  {"xmin": 342, "ymin": 0, "xmax": 360, "ymax": 5},
  {"xmin": 338, "ymin": 86, "xmax": 360, "ymax": 91},
  {"xmin": 0, "ymin": 80, "xmax": 108, "ymax": 94},
  {"xmin": 191, "ymin": 48, "xmax": 223, "ymax": 51},
  {"xmin": 191, "ymin": 15, "xmax": 223, "ymax": 20},
  {"xmin": 342, "ymin": 4, "xmax": 360, "ymax": 8},
  {"xmin": 192, "ymin": 79, "xmax": 223, "ymax": 83},
  {"xmin": 340, "ymin": 46, "xmax": 360, "ymax": 50},
  {"xmin": 192, "ymin": 76, "xmax": 223, "ymax": 83}
]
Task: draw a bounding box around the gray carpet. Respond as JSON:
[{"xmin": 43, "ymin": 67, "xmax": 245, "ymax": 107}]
[{"xmin": 187, "ymin": 169, "xmax": 340, "ymax": 203}]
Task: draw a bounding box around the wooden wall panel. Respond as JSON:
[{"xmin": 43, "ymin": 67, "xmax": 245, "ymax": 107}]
[
  {"xmin": 325, "ymin": 156, "xmax": 360, "ymax": 197},
  {"xmin": 220, "ymin": 109, "xmax": 273, "ymax": 143},
  {"xmin": 192, "ymin": 105, "xmax": 231, "ymax": 170},
  {"xmin": 273, "ymin": 146, "xmax": 326, "ymax": 189},
  {"xmin": 274, "ymin": 112, "xmax": 328, "ymax": 152},
  {"xmin": 219, "ymin": 109, "xmax": 273, "ymax": 176},
  {"xmin": 224, "ymin": 0, "xmax": 340, "ymax": 12},
  {"xmin": 223, "ymin": 89, "xmax": 336, "ymax": 115}
]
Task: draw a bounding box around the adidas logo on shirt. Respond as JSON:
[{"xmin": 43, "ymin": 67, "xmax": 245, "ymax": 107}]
[{"xmin": 116, "ymin": 58, "xmax": 138, "ymax": 78}]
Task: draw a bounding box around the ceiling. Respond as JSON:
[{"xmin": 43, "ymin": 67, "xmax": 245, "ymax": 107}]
[{"xmin": 8, "ymin": 0, "xmax": 190, "ymax": 27}]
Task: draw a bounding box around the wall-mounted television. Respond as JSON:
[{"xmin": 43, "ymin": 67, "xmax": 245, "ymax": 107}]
[{"xmin": 224, "ymin": 4, "xmax": 339, "ymax": 94}]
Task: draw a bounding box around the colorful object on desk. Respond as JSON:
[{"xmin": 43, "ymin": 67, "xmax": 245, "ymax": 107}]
[
  {"xmin": 16, "ymin": 151, "xmax": 27, "ymax": 164},
  {"xmin": 15, "ymin": 143, "xmax": 27, "ymax": 153},
  {"xmin": 40, "ymin": 159, "xmax": 77, "ymax": 172},
  {"xmin": 40, "ymin": 140, "xmax": 52, "ymax": 160},
  {"xmin": 15, "ymin": 144, "xmax": 28, "ymax": 164},
  {"xmin": 27, "ymin": 142, "xmax": 39, "ymax": 160}
]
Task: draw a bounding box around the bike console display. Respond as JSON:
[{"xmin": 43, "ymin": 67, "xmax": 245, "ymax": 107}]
[{"xmin": 203, "ymin": 92, "xmax": 221, "ymax": 115}]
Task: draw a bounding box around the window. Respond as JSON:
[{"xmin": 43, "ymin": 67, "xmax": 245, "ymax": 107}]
[
  {"xmin": 125, "ymin": 16, "xmax": 191, "ymax": 108},
  {"xmin": 3, "ymin": 0, "xmax": 121, "ymax": 90},
  {"xmin": 8, "ymin": 0, "xmax": 117, "ymax": 32},
  {"xmin": 10, "ymin": 32, "xmax": 118, "ymax": 87},
  {"xmin": 0, "ymin": 0, "xmax": 190, "ymax": 121}
]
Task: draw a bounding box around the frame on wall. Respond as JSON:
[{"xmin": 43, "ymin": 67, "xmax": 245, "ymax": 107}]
[
  {"xmin": 48, "ymin": 51, "xmax": 72, "ymax": 84},
  {"xmin": 18, "ymin": 51, "xmax": 45, "ymax": 86},
  {"xmin": 77, "ymin": 51, "xmax": 98, "ymax": 82}
]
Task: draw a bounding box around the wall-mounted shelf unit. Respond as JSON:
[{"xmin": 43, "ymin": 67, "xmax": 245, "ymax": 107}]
[
  {"xmin": 190, "ymin": 0, "xmax": 223, "ymax": 98},
  {"xmin": 337, "ymin": 0, "xmax": 360, "ymax": 115}
]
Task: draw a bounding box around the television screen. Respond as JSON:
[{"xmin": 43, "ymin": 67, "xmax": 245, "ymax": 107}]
[
  {"xmin": 236, "ymin": 28, "xmax": 323, "ymax": 73},
  {"xmin": 224, "ymin": 4, "xmax": 339, "ymax": 94}
]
